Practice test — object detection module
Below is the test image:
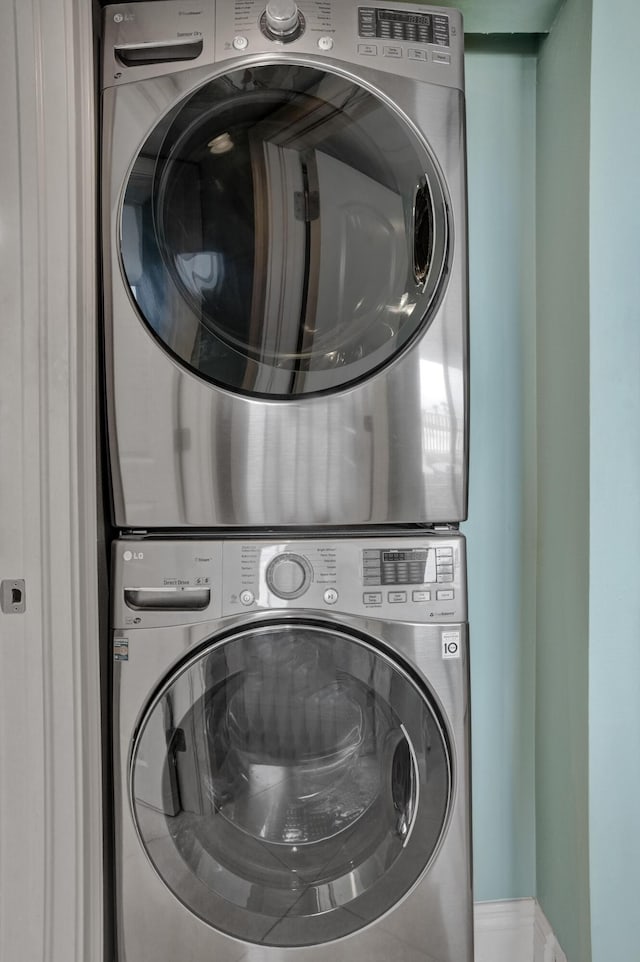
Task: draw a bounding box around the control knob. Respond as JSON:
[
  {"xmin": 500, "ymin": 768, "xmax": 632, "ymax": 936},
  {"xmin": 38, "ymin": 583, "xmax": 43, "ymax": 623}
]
[
  {"xmin": 266, "ymin": 552, "xmax": 312, "ymax": 600},
  {"xmin": 264, "ymin": 0, "xmax": 301, "ymax": 38}
]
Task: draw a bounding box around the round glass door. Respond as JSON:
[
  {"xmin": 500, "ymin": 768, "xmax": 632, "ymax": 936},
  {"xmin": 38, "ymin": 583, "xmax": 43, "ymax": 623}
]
[
  {"xmin": 130, "ymin": 622, "xmax": 451, "ymax": 947},
  {"xmin": 120, "ymin": 64, "xmax": 450, "ymax": 397}
]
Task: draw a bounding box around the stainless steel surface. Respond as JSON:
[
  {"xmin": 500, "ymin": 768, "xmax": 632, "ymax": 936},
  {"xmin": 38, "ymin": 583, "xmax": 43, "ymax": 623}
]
[
  {"xmin": 101, "ymin": 0, "xmax": 468, "ymax": 529},
  {"xmin": 112, "ymin": 534, "xmax": 472, "ymax": 961}
]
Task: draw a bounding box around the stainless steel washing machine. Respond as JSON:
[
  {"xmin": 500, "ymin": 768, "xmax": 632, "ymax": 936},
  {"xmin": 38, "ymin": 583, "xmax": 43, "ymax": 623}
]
[
  {"xmin": 112, "ymin": 532, "xmax": 471, "ymax": 961},
  {"xmin": 102, "ymin": 1, "xmax": 468, "ymax": 529}
]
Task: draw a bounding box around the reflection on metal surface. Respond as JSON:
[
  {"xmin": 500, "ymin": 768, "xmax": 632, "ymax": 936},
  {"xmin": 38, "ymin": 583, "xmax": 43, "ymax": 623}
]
[
  {"xmin": 131, "ymin": 623, "xmax": 447, "ymax": 947},
  {"xmin": 120, "ymin": 64, "xmax": 449, "ymax": 398},
  {"xmin": 105, "ymin": 41, "xmax": 468, "ymax": 528}
]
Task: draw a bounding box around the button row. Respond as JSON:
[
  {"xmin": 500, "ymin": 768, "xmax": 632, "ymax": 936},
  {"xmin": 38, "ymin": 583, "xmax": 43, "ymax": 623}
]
[
  {"xmin": 232, "ymin": 35, "xmax": 334, "ymax": 51},
  {"xmin": 363, "ymin": 589, "xmax": 455, "ymax": 605},
  {"xmin": 357, "ymin": 43, "xmax": 451, "ymax": 64},
  {"xmin": 436, "ymin": 546, "xmax": 454, "ymax": 583},
  {"xmin": 240, "ymin": 587, "xmax": 339, "ymax": 605}
]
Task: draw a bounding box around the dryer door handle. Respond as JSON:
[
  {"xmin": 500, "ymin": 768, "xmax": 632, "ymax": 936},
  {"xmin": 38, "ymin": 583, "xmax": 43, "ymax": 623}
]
[
  {"xmin": 124, "ymin": 586, "xmax": 211, "ymax": 611},
  {"xmin": 413, "ymin": 180, "xmax": 435, "ymax": 285}
]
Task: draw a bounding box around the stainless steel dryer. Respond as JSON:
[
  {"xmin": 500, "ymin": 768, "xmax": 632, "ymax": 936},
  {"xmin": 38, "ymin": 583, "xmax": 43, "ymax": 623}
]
[
  {"xmin": 102, "ymin": 1, "xmax": 468, "ymax": 528},
  {"xmin": 112, "ymin": 533, "xmax": 471, "ymax": 961}
]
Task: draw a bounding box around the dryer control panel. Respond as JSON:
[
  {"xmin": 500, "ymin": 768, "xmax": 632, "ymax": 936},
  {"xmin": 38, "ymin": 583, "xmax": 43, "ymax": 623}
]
[
  {"xmin": 112, "ymin": 534, "xmax": 466, "ymax": 629},
  {"xmin": 102, "ymin": 0, "xmax": 464, "ymax": 90}
]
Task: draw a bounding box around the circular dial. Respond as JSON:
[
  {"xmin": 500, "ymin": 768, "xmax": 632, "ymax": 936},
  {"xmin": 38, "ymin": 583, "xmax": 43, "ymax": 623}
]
[
  {"xmin": 266, "ymin": 553, "xmax": 312, "ymax": 599},
  {"xmin": 264, "ymin": 0, "xmax": 301, "ymax": 36}
]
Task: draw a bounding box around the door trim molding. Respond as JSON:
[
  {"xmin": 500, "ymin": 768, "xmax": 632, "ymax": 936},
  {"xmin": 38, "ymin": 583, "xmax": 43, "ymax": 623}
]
[
  {"xmin": 475, "ymin": 899, "xmax": 568, "ymax": 962},
  {"xmin": 0, "ymin": 1, "xmax": 102, "ymax": 961}
]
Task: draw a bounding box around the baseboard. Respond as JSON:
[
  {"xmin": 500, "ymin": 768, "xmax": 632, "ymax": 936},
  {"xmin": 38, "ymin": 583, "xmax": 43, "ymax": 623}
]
[{"xmin": 474, "ymin": 898, "xmax": 568, "ymax": 962}]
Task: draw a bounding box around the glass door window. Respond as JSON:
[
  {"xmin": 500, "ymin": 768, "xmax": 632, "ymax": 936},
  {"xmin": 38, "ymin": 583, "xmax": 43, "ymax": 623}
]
[
  {"xmin": 130, "ymin": 622, "xmax": 451, "ymax": 947},
  {"xmin": 120, "ymin": 64, "xmax": 450, "ymax": 397}
]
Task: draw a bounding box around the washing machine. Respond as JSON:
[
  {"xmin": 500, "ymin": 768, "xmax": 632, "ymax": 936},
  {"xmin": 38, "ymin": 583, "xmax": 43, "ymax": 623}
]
[
  {"xmin": 101, "ymin": 1, "xmax": 468, "ymax": 529},
  {"xmin": 112, "ymin": 532, "xmax": 471, "ymax": 961}
]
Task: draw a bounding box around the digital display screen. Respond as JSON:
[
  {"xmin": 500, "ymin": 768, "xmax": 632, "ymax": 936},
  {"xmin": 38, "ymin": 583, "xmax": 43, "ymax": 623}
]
[
  {"xmin": 364, "ymin": 548, "xmax": 432, "ymax": 586},
  {"xmin": 382, "ymin": 550, "xmax": 427, "ymax": 562},
  {"xmin": 381, "ymin": 10, "xmax": 432, "ymax": 26}
]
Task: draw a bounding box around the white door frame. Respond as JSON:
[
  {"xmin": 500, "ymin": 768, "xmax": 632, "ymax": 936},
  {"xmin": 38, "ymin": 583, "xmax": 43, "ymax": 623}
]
[{"xmin": 0, "ymin": 1, "xmax": 103, "ymax": 960}]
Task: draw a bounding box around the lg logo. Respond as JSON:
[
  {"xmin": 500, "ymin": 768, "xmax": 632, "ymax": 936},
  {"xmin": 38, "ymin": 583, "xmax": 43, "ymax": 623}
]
[
  {"xmin": 123, "ymin": 550, "xmax": 144, "ymax": 562},
  {"xmin": 113, "ymin": 12, "xmax": 135, "ymax": 22}
]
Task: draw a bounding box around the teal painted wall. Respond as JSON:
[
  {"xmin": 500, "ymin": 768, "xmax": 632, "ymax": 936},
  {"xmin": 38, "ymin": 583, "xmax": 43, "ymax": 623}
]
[
  {"xmin": 464, "ymin": 43, "xmax": 537, "ymax": 900},
  {"xmin": 535, "ymin": 0, "xmax": 592, "ymax": 958},
  {"xmin": 589, "ymin": 1, "xmax": 640, "ymax": 959}
]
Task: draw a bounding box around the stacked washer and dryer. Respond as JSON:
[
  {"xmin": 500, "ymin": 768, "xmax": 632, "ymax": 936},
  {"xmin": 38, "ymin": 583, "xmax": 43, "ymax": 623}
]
[{"xmin": 101, "ymin": 2, "xmax": 470, "ymax": 961}]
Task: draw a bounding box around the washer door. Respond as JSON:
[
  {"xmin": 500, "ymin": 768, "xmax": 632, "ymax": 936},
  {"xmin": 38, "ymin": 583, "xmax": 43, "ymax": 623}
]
[
  {"xmin": 130, "ymin": 622, "xmax": 451, "ymax": 947},
  {"xmin": 120, "ymin": 63, "xmax": 449, "ymax": 397}
]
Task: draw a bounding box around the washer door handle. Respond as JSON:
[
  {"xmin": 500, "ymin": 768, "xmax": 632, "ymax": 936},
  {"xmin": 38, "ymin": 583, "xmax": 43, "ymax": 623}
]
[{"xmin": 390, "ymin": 725, "xmax": 419, "ymax": 845}]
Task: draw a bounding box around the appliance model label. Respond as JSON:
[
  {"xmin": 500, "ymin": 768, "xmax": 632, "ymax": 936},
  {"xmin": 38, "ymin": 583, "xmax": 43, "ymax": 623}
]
[
  {"xmin": 441, "ymin": 630, "xmax": 461, "ymax": 659},
  {"xmin": 114, "ymin": 638, "xmax": 129, "ymax": 662}
]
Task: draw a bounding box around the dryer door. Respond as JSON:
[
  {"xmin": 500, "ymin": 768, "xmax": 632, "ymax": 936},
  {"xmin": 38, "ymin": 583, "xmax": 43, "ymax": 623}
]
[
  {"xmin": 120, "ymin": 63, "xmax": 449, "ymax": 397},
  {"xmin": 129, "ymin": 621, "xmax": 451, "ymax": 947}
]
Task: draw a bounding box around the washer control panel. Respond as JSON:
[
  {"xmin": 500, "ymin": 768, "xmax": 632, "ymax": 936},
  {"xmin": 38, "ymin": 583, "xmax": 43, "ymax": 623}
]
[{"xmin": 112, "ymin": 534, "xmax": 466, "ymax": 628}]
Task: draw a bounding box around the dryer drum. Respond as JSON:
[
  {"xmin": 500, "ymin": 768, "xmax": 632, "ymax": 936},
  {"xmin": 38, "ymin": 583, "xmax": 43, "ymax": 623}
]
[
  {"xmin": 120, "ymin": 64, "xmax": 451, "ymax": 398},
  {"xmin": 129, "ymin": 623, "xmax": 452, "ymax": 947}
]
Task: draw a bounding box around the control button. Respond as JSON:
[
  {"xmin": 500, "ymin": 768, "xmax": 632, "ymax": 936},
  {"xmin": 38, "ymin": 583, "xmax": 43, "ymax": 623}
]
[
  {"xmin": 363, "ymin": 576, "xmax": 380, "ymax": 585},
  {"xmin": 317, "ymin": 36, "xmax": 334, "ymax": 51},
  {"xmin": 240, "ymin": 590, "xmax": 254, "ymax": 606},
  {"xmin": 383, "ymin": 45, "xmax": 403, "ymax": 58},
  {"xmin": 324, "ymin": 588, "xmax": 338, "ymax": 605},
  {"xmin": 437, "ymin": 574, "xmax": 454, "ymax": 583},
  {"xmin": 432, "ymin": 52, "xmax": 451, "ymax": 64},
  {"xmin": 436, "ymin": 547, "xmax": 453, "ymax": 556},
  {"xmin": 266, "ymin": 553, "xmax": 311, "ymax": 600},
  {"xmin": 388, "ymin": 591, "xmax": 407, "ymax": 603},
  {"xmin": 412, "ymin": 590, "xmax": 431, "ymax": 603},
  {"xmin": 358, "ymin": 43, "xmax": 378, "ymax": 56},
  {"xmin": 436, "ymin": 589, "xmax": 454, "ymax": 601},
  {"xmin": 232, "ymin": 35, "xmax": 249, "ymax": 50},
  {"xmin": 437, "ymin": 564, "xmax": 454, "ymax": 575},
  {"xmin": 408, "ymin": 48, "xmax": 428, "ymax": 62},
  {"xmin": 363, "ymin": 592, "xmax": 382, "ymax": 605}
]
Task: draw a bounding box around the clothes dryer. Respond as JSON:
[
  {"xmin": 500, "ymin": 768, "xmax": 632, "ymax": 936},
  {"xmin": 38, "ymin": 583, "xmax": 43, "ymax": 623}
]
[
  {"xmin": 102, "ymin": 1, "xmax": 468, "ymax": 528},
  {"xmin": 112, "ymin": 532, "xmax": 471, "ymax": 961}
]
